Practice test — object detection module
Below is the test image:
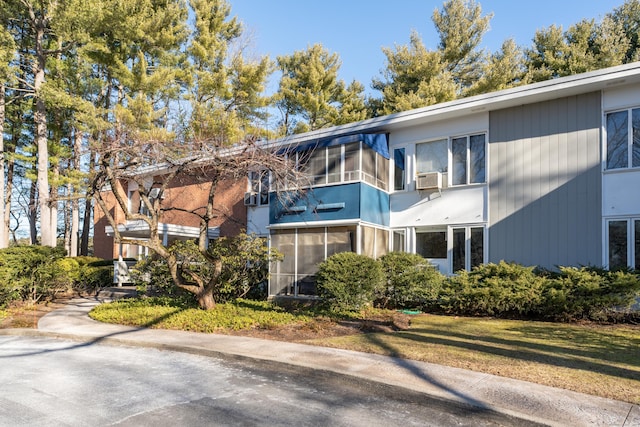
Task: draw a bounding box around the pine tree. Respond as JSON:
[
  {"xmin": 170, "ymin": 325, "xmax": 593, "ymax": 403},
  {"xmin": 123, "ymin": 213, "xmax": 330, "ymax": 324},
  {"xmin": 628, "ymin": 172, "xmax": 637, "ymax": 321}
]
[{"xmin": 275, "ymin": 43, "xmax": 367, "ymax": 135}]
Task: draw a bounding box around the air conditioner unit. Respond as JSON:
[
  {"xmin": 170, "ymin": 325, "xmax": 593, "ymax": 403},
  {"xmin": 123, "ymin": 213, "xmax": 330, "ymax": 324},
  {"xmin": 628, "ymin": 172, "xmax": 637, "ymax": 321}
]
[
  {"xmin": 244, "ymin": 192, "xmax": 258, "ymax": 206},
  {"xmin": 416, "ymin": 172, "xmax": 442, "ymax": 190}
]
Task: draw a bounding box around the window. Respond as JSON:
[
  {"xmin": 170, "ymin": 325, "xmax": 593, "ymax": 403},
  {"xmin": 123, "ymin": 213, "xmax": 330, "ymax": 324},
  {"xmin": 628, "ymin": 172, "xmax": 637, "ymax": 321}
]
[
  {"xmin": 392, "ymin": 230, "xmax": 405, "ymax": 252},
  {"xmin": 270, "ymin": 226, "xmax": 357, "ymax": 296},
  {"xmin": 452, "ymin": 134, "xmax": 486, "ymax": 185},
  {"xmin": 607, "ymin": 218, "xmax": 640, "ymax": 269},
  {"xmin": 361, "ymin": 226, "xmax": 389, "ymax": 259},
  {"xmin": 249, "ymin": 170, "xmax": 270, "ymax": 206},
  {"xmin": 296, "ymin": 141, "xmax": 389, "ymax": 191},
  {"xmin": 393, "ymin": 148, "xmax": 405, "ymax": 191},
  {"xmin": 416, "ymin": 139, "xmax": 447, "ymax": 174},
  {"xmin": 452, "ymin": 226, "xmax": 485, "ymax": 272},
  {"xmin": 416, "ymin": 230, "xmax": 447, "ymax": 259},
  {"xmin": 415, "ymin": 134, "xmax": 486, "ymax": 187},
  {"xmin": 606, "ymin": 108, "xmax": 640, "ymax": 169}
]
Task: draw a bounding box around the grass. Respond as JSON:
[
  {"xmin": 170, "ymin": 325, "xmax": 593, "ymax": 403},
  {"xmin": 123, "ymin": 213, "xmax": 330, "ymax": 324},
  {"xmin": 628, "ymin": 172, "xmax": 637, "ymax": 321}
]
[
  {"xmin": 88, "ymin": 297, "xmax": 640, "ymax": 404},
  {"xmin": 89, "ymin": 297, "xmax": 313, "ymax": 332},
  {"xmin": 307, "ymin": 315, "xmax": 640, "ymax": 404}
]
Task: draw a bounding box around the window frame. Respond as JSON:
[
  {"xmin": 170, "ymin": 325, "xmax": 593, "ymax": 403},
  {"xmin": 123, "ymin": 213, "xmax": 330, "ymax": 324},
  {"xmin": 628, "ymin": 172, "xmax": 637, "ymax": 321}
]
[
  {"xmin": 249, "ymin": 170, "xmax": 270, "ymax": 206},
  {"xmin": 449, "ymin": 133, "xmax": 487, "ymax": 186},
  {"xmin": 393, "ymin": 148, "xmax": 406, "ymax": 192},
  {"xmin": 605, "ymin": 217, "xmax": 640, "ymax": 269},
  {"xmin": 449, "ymin": 225, "xmax": 486, "ymax": 273},
  {"xmin": 414, "ymin": 132, "xmax": 487, "ymax": 189},
  {"xmin": 295, "ymin": 142, "xmax": 390, "ymax": 191},
  {"xmin": 605, "ymin": 107, "xmax": 640, "ymax": 170}
]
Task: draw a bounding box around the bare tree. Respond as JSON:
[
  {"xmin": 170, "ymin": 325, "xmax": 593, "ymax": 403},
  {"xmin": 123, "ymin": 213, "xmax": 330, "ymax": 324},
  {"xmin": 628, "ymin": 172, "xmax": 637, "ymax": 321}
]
[{"xmin": 92, "ymin": 134, "xmax": 306, "ymax": 309}]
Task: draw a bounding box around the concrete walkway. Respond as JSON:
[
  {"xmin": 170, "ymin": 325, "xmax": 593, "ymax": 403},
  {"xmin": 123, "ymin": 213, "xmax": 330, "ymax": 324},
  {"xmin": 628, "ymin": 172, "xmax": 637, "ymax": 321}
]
[{"xmin": 3, "ymin": 294, "xmax": 639, "ymax": 427}]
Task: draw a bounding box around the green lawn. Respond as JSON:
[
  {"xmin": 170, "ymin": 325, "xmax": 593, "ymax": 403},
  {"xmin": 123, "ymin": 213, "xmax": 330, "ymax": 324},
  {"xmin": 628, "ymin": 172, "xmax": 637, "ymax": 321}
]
[
  {"xmin": 307, "ymin": 314, "xmax": 640, "ymax": 404},
  {"xmin": 90, "ymin": 298, "xmax": 640, "ymax": 404}
]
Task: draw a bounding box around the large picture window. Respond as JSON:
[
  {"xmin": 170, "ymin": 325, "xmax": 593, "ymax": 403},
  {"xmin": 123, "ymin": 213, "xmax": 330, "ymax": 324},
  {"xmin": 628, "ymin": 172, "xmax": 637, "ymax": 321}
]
[{"xmin": 606, "ymin": 108, "xmax": 640, "ymax": 169}]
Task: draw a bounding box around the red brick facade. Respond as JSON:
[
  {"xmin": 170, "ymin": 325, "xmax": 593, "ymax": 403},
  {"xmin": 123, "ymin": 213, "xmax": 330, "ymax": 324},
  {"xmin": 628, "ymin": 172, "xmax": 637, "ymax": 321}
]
[{"xmin": 93, "ymin": 174, "xmax": 247, "ymax": 260}]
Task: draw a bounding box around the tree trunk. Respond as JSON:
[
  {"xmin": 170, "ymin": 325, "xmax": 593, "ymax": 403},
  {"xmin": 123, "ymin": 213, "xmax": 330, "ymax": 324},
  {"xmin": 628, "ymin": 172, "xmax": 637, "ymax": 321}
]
[
  {"xmin": 34, "ymin": 23, "xmax": 54, "ymax": 247},
  {"xmin": 196, "ymin": 289, "xmax": 216, "ymax": 310},
  {"xmin": 28, "ymin": 180, "xmax": 37, "ymax": 244},
  {"xmin": 5, "ymin": 151, "xmax": 14, "ymax": 246},
  {"xmin": 69, "ymin": 127, "xmax": 81, "ymax": 256},
  {"xmin": 0, "ymin": 84, "xmax": 6, "ymax": 248},
  {"xmin": 80, "ymin": 153, "xmax": 94, "ymax": 256}
]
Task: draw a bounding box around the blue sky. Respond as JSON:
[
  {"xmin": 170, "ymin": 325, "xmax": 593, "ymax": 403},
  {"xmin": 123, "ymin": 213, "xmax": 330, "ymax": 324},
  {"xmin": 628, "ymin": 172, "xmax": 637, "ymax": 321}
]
[{"xmin": 228, "ymin": 0, "xmax": 625, "ymax": 95}]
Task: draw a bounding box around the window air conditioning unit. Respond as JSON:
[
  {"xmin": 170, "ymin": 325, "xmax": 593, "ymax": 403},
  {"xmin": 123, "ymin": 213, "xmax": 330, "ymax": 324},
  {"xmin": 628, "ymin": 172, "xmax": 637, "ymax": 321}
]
[
  {"xmin": 416, "ymin": 172, "xmax": 442, "ymax": 190},
  {"xmin": 244, "ymin": 192, "xmax": 258, "ymax": 206}
]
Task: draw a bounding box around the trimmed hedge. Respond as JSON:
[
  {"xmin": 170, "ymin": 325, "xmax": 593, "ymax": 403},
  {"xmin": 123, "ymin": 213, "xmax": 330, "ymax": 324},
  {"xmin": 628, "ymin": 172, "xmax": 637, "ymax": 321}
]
[
  {"xmin": 314, "ymin": 254, "xmax": 640, "ymax": 322},
  {"xmin": 316, "ymin": 252, "xmax": 384, "ymax": 312},
  {"xmin": 378, "ymin": 252, "xmax": 443, "ymax": 309}
]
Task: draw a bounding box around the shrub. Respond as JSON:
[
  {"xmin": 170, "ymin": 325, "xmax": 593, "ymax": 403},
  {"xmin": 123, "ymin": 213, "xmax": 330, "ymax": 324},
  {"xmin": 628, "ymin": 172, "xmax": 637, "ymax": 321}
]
[
  {"xmin": 0, "ymin": 245, "xmax": 67, "ymax": 307},
  {"xmin": 378, "ymin": 252, "xmax": 444, "ymax": 309},
  {"xmin": 439, "ymin": 261, "xmax": 545, "ymax": 317},
  {"xmin": 316, "ymin": 252, "xmax": 384, "ymax": 312},
  {"xmin": 539, "ymin": 267, "xmax": 640, "ymax": 321}
]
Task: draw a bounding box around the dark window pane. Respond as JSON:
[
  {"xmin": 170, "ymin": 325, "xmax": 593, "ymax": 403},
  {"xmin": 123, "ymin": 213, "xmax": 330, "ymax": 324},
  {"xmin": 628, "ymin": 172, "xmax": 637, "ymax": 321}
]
[
  {"xmin": 609, "ymin": 221, "xmax": 628, "ymax": 269},
  {"xmin": 452, "ymin": 137, "xmax": 467, "ymax": 185},
  {"xmin": 632, "ymin": 109, "xmax": 640, "ymax": 168},
  {"xmin": 469, "ymin": 134, "xmax": 486, "ymax": 183},
  {"xmin": 260, "ymin": 171, "xmax": 269, "ymax": 205},
  {"xmin": 452, "ymin": 228, "xmax": 466, "ymax": 272},
  {"xmin": 635, "ymin": 220, "xmax": 640, "ymax": 270},
  {"xmin": 394, "ymin": 148, "xmax": 405, "ymax": 191},
  {"xmin": 470, "ymin": 227, "xmax": 484, "ymax": 268},
  {"xmin": 607, "ymin": 111, "xmax": 628, "ymax": 169},
  {"xmin": 416, "ymin": 231, "xmax": 447, "ymax": 258}
]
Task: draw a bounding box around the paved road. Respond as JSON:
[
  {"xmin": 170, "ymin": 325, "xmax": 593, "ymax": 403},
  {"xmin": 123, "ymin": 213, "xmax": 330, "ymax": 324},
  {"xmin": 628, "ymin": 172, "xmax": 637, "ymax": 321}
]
[{"xmin": 0, "ymin": 335, "xmax": 538, "ymax": 427}]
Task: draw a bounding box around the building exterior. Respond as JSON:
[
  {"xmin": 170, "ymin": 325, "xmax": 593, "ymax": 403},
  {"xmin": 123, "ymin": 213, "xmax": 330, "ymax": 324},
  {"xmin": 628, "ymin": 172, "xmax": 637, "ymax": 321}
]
[
  {"xmin": 94, "ymin": 63, "xmax": 640, "ymax": 297},
  {"xmin": 93, "ymin": 172, "xmax": 246, "ymax": 260},
  {"xmin": 245, "ymin": 63, "xmax": 640, "ymax": 297}
]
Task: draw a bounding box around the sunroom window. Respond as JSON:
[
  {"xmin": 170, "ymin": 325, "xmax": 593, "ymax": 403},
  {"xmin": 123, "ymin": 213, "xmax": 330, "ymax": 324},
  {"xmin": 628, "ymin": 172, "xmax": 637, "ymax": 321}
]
[{"xmin": 296, "ymin": 140, "xmax": 389, "ymax": 191}]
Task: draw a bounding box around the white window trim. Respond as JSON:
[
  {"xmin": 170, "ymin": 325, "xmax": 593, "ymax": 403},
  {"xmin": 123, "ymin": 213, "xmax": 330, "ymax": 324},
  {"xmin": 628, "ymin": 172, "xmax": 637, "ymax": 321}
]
[
  {"xmin": 604, "ymin": 107, "xmax": 640, "ymax": 171},
  {"xmin": 604, "ymin": 217, "xmax": 640, "ymax": 269},
  {"xmin": 448, "ymin": 224, "xmax": 487, "ymax": 273},
  {"xmin": 448, "ymin": 133, "xmax": 488, "ymax": 187}
]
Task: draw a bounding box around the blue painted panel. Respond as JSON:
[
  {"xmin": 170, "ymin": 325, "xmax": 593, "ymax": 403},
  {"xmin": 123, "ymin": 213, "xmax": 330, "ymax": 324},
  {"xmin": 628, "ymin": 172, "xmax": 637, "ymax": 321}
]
[
  {"xmin": 361, "ymin": 184, "xmax": 390, "ymax": 226},
  {"xmin": 270, "ymin": 183, "xmax": 361, "ymax": 224},
  {"xmin": 269, "ymin": 183, "xmax": 389, "ymax": 226}
]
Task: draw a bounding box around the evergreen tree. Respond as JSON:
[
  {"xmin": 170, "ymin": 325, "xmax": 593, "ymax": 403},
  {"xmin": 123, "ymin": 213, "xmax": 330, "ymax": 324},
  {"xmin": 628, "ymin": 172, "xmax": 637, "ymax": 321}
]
[
  {"xmin": 466, "ymin": 39, "xmax": 526, "ymax": 96},
  {"xmin": 432, "ymin": 0, "xmax": 492, "ymax": 90},
  {"xmin": 275, "ymin": 43, "xmax": 367, "ymax": 135},
  {"xmin": 372, "ymin": 31, "xmax": 456, "ymax": 115}
]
